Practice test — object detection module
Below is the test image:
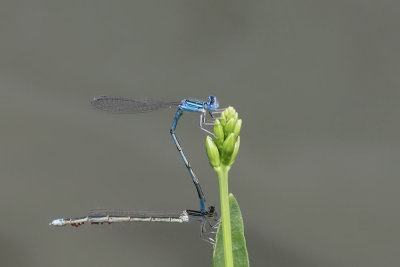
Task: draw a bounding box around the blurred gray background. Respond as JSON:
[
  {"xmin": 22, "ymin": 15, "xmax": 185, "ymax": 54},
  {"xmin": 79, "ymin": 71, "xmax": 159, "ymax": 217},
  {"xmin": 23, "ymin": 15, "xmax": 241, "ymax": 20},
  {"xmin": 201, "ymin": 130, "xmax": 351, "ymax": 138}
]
[{"xmin": 0, "ymin": 1, "xmax": 399, "ymax": 266}]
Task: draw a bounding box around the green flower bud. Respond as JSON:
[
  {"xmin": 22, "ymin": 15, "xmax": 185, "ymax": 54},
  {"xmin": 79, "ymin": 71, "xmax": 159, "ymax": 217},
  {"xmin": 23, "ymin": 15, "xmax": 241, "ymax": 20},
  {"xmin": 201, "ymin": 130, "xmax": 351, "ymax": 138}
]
[
  {"xmin": 225, "ymin": 107, "xmax": 236, "ymax": 120},
  {"xmin": 232, "ymin": 111, "xmax": 238, "ymax": 123},
  {"xmin": 220, "ymin": 118, "xmax": 226, "ymax": 128},
  {"xmin": 233, "ymin": 119, "xmax": 242, "ymax": 139},
  {"xmin": 221, "ymin": 133, "xmax": 236, "ymax": 165},
  {"xmin": 214, "ymin": 119, "xmax": 224, "ymax": 148},
  {"xmin": 228, "ymin": 136, "xmax": 240, "ymax": 166},
  {"xmin": 205, "ymin": 136, "xmax": 221, "ymax": 168},
  {"xmin": 220, "ymin": 111, "xmax": 227, "ymax": 126},
  {"xmin": 224, "ymin": 117, "xmax": 237, "ymax": 137}
]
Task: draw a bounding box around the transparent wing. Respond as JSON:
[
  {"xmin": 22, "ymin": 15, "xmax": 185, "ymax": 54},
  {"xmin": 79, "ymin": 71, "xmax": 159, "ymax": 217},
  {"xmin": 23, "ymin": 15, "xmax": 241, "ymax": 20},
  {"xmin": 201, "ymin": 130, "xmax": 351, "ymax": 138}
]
[{"xmin": 91, "ymin": 96, "xmax": 180, "ymax": 114}]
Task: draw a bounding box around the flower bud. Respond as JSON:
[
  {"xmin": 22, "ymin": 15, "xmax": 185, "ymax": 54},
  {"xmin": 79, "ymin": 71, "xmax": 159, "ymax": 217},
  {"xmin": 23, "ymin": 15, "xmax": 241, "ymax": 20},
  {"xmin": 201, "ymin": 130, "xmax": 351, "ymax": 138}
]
[
  {"xmin": 233, "ymin": 119, "xmax": 242, "ymax": 139},
  {"xmin": 224, "ymin": 116, "xmax": 238, "ymax": 137},
  {"xmin": 220, "ymin": 111, "xmax": 227, "ymax": 127},
  {"xmin": 228, "ymin": 136, "xmax": 240, "ymax": 166},
  {"xmin": 225, "ymin": 107, "xmax": 236, "ymax": 120},
  {"xmin": 205, "ymin": 136, "xmax": 221, "ymax": 168},
  {"xmin": 232, "ymin": 111, "xmax": 238, "ymax": 123},
  {"xmin": 221, "ymin": 133, "xmax": 236, "ymax": 165},
  {"xmin": 214, "ymin": 119, "xmax": 224, "ymax": 148}
]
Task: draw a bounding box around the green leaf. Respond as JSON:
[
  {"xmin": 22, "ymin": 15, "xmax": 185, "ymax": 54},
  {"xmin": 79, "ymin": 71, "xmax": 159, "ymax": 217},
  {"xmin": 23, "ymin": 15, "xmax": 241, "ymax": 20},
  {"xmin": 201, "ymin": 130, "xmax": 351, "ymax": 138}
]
[{"xmin": 212, "ymin": 194, "xmax": 249, "ymax": 267}]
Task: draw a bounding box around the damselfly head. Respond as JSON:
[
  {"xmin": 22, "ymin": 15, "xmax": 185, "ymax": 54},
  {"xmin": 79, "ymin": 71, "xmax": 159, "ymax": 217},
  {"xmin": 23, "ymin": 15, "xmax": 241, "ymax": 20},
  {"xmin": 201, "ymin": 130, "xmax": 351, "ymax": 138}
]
[
  {"xmin": 91, "ymin": 95, "xmax": 106, "ymax": 103},
  {"xmin": 206, "ymin": 95, "xmax": 219, "ymax": 111},
  {"xmin": 207, "ymin": 205, "xmax": 216, "ymax": 215},
  {"xmin": 49, "ymin": 218, "xmax": 65, "ymax": 226}
]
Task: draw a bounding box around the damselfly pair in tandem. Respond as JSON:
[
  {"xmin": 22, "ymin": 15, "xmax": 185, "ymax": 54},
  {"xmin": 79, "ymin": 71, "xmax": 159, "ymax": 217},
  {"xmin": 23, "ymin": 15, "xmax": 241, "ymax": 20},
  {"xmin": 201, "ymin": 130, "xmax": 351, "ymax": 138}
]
[{"xmin": 50, "ymin": 96, "xmax": 226, "ymax": 244}]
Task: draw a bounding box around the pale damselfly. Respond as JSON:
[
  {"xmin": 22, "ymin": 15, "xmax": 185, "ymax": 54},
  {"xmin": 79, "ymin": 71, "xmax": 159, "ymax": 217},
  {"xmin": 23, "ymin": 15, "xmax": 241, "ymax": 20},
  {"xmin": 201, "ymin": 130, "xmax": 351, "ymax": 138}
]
[{"xmin": 50, "ymin": 206, "xmax": 219, "ymax": 244}]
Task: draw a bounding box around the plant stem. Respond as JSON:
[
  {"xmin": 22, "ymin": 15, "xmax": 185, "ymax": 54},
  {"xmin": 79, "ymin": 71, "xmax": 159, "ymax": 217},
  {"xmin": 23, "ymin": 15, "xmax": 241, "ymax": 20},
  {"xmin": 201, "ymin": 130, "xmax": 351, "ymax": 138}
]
[{"xmin": 216, "ymin": 165, "xmax": 233, "ymax": 267}]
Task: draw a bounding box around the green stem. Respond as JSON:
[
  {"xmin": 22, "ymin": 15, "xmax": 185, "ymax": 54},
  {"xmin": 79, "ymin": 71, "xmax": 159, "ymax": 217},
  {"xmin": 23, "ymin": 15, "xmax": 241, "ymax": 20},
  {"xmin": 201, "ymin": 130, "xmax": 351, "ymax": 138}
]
[{"xmin": 215, "ymin": 165, "xmax": 233, "ymax": 267}]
